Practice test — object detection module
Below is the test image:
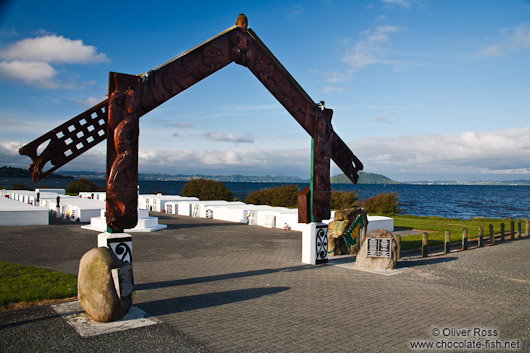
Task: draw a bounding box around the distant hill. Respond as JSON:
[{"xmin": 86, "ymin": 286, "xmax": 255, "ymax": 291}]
[
  {"xmin": 58, "ymin": 170, "xmax": 309, "ymax": 183},
  {"xmin": 0, "ymin": 166, "xmax": 73, "ymax": 179},
  {"xmin": 331, "ymin": 172, "xmax": 399, "ymax": 184},
  {"xmin": 57, "ymin": 170, "xmax": 398, "ymax": 184}
]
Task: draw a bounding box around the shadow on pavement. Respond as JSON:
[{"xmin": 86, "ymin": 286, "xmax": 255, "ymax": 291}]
[
  {"xmin": 0, "ymin": 309, "xmax": 60, "ymax": 330},
  {"xmin": 137, "ymin": 287, "xmax": 290, "ymax": 315},
  {"xmin": 396, "ymin": 256, "xmax": 458, "ymax": 268},
  {"xmin": 135, "ymin": 265, "xmax": 311, "ymax": 291},
  {"xmin": 162, "ymin": 222, "xmax": 245, "ymax": 230}
]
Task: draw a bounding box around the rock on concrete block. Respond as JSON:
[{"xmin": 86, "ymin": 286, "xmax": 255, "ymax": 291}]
[
  {"xmin": 354, "ymin": 229, "xmax": 397, "ymax": 271},
  {"xmin": 78, "ymin": 247, "xmax": 132, "ymax": 322}
]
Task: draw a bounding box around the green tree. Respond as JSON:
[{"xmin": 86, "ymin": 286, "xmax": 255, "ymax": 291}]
[
  {"xmin": 181, "ymin": 178, "xmax": 234, "ymax": 201},
  {"xmin": 245, "ymin": 185, "xmax": 298, "ymax": 208},
  {"xmin": 65, "ymin": 178, "xmax": 105, "ymax": 194},
  {"xmin": 360, "ymin": 192, "xmax": 401, "ymax": 215},
  {"xmin": 330, "ymin": 190, "xmax": 358, "ymax": 210}
]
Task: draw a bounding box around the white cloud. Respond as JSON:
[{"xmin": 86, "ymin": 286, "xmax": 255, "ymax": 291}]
[
  {"xmin": 78, "ymin": 96, "xmax": 104, "ymax": 108},
  {"xmin": 0, "ymin": 60, "xmax": 58, "ymax": 88},
  {"xmin": 476, "ymin": 23, "xmax": 530, "ymax": 56},
  {"xmin": 174, "ymin": 122, "xmax": 194, "ymax": 128},
  {"xmin": 0, "ymin": 35, "xmax": 109, "ymax": 63},
  {"xmin": 347, "ymin": 127, "xmax": 530, "ymax": 178},
  {"xmin": 323, "ymin": 86, "xmax": 345, "ymax": 93},
  {"xmin": 0, "ymin": 34, "xmax": 109, "ymax": 88},
  {"xmin": 5, "ymin": 127, "xmax": 530, "ymax": 181},
  {"xmin": 204, "ymin": 131, "xmax": 254, "ymax": 143},
  {"xmin": 342, "ymin": 25, "xmax": 401, "ymax": 69},
  {"xmin": 375, "ymin": 115, "xmax": 392, "ymax": 124},
  {"xmin": 135, "ymin": 148, "xmax": 310, "ymax": 176},
  {"xmin": 381, "ymin": 0, "xmax": 410, "ymax": 7}
]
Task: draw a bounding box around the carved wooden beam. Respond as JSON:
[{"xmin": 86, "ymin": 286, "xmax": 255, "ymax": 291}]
[{"xmin": 19, "ymin": 16, "xmax": 363, "ymax": 193}]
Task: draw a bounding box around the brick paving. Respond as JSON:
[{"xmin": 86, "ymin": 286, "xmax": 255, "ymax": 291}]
[{"xmin": 1, "ymin": 213, "xmax": 529, "ymax": 352}]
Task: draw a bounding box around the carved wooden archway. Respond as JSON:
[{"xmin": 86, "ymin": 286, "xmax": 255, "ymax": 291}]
[{"xmin": 19, "ymin": 15, "xmax": 363, "ymax": 231}]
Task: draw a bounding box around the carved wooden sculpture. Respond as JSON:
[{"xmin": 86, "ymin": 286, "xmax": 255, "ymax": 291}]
[{"xmin": 19, "ymin": 14, "xmax": 363, "ymax": 228}]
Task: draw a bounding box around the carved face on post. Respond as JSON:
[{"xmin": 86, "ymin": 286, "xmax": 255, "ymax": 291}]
[
  {"xmin": 106, "ymin": 74, "xmax": 141, "ymax": 231},
  {"xmin": 125, "ymin": 89, "xmax": 138, "ymax": 115}
]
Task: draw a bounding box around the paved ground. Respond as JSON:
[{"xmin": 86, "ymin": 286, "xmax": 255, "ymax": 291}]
[{"xmin": 1, "ymin": 213, "xmax": 529, "ymax": 352}]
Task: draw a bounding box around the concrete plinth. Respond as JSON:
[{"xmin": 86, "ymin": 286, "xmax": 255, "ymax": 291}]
[
  {"xmin": 301, "ymin": 222, "xmax": 328, "ymax": 265},
  {"xmin": 98, "ymin": 232, "xmax": 133, "ymax": 264}
]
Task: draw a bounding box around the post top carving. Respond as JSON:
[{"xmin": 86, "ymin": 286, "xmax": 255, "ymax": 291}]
[{"xmin": 236, "ymin": 14, "xmax": 248, "ymax": 28}]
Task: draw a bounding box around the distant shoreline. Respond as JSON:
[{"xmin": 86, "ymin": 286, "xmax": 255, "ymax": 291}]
[{"xmin": 2, "ymin": 166, "xmax": 530, "ymax": 186}]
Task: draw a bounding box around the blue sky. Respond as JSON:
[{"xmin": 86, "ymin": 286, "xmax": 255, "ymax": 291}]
[{"xmin": 0, "ymin": 0, "xmax": 529, "ymax": 181}]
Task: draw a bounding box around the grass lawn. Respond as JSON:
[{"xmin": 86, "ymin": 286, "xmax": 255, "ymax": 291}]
[
  {"xmin": 0, "ymin": 262, "xmax": 77, "ymax": 309},
  {"xmin": 393, "ymin": 215, "xmax": 528, "ymax": 250}
]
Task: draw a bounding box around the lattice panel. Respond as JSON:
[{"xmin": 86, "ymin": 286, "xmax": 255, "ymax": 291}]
[
  {"xmin": 58, "ymin": 102, "xmax": 107, "ymax": 159},
  {"xmin": 19, "ymin": 99, "xmax": 109, "ymax": 181}
]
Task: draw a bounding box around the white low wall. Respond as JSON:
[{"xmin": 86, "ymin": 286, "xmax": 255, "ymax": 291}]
[
  {"xmin": 198, "ymin": 201, "xmax": 245, "ymax": 219},
  {"xmin": 2, "ymin": 189, "xmax": 395, "ymax": 234},
  {"xmin": 207, "ymin": 204, "xmax": 272, "ymax": 224},
  {"xmin": 149, "ymin": 195, "xmax": 199, "ymax": 212},
  {"xmin": 366, "ymin": 215, "xmax": 394, "ymax": 233},
  {"xmin": 0, "ymin": 197, "xmax": 48, "ymax": 225}
]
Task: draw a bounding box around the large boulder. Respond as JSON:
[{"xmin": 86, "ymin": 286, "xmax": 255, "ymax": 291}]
[
  {"xmin": 78, "ymin": 247, "xmax": 132, "ymax": 322},
  {"xmin": 354, "ymin": 229, "xmax": 397, "ymax": 271},
  {"xmin": 328, "ymin": 207, "xmax": 368, "ymax": 256}
]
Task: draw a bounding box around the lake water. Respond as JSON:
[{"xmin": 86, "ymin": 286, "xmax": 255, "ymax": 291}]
[{"xmin": 2, "ymin": 177, "xmax": 529, "ymax": 220}]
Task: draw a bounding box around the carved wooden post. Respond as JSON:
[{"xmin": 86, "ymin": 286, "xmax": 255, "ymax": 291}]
[
  {"xmin": 478, "ymin": 226, "xmax": 484, "ymax": 247},
  {"xmin": 462, "ymin": 228, "xmax": 468, "ymax": 250},
  {"xmin": 500, "ymin": 223, "xmax": 505, "ymax": 242},
  {"xmin": 489, "ymin": 224, "xmax": 495, "ymax": 245},
  {"xmin": 311, "ymin": 106, "xmax": 332, "ymax": 222},
  {"xmin": 106, "ymin": 72, "xmax": 141, "ymax": 232},
  {"xmin": 422, "ymin": 232, "xmax": 428, "ymax": 257},
  {"xmin": 297, "ymin": 186, "xmax": 311, "ymax": 224}
]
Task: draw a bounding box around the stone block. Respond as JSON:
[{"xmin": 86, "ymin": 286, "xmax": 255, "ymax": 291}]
[
  {"xmin": 354, "ymin": 229, "xmax": 397, "ymax": 271},
  {"xmin": 77, "ymin": 247, "xmax": 132, "ymax": 322}
]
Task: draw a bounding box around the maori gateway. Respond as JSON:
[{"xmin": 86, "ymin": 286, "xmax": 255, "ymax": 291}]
[
  {"xmin": 18, "ymin": 13, "xmax": 364, "ymax": 320},
  {"xmin": 20, "ymin": 14, "xmax": 363, "ymax": 227}
]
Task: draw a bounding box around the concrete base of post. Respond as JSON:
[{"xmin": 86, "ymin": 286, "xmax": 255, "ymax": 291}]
[{"xmin": 301, "ymin": 222, "xmax": 328, "ymax": 265}]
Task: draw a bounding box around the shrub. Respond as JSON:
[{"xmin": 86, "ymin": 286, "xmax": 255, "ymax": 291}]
[
  {"xmin": 245, "ymin": 185, "xmax": 298, "ymax": 208},
  {"xmin": 12, "ymin": 183, "xmax": 32, "ymax": 190},
  {"xmin": 330, "ymin": 190, "xmax": 359, "ymax": 210},
  {"xmin": 66, "ymin": 178, "xmax": 105, "ymax": 194},
  {"xmin": 361, "ymin": 192, "xmax": 401, "ymax": 215},
  {"xmin": 181, "ymin": 178, "xmax": 234, "ymax": 201}
]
